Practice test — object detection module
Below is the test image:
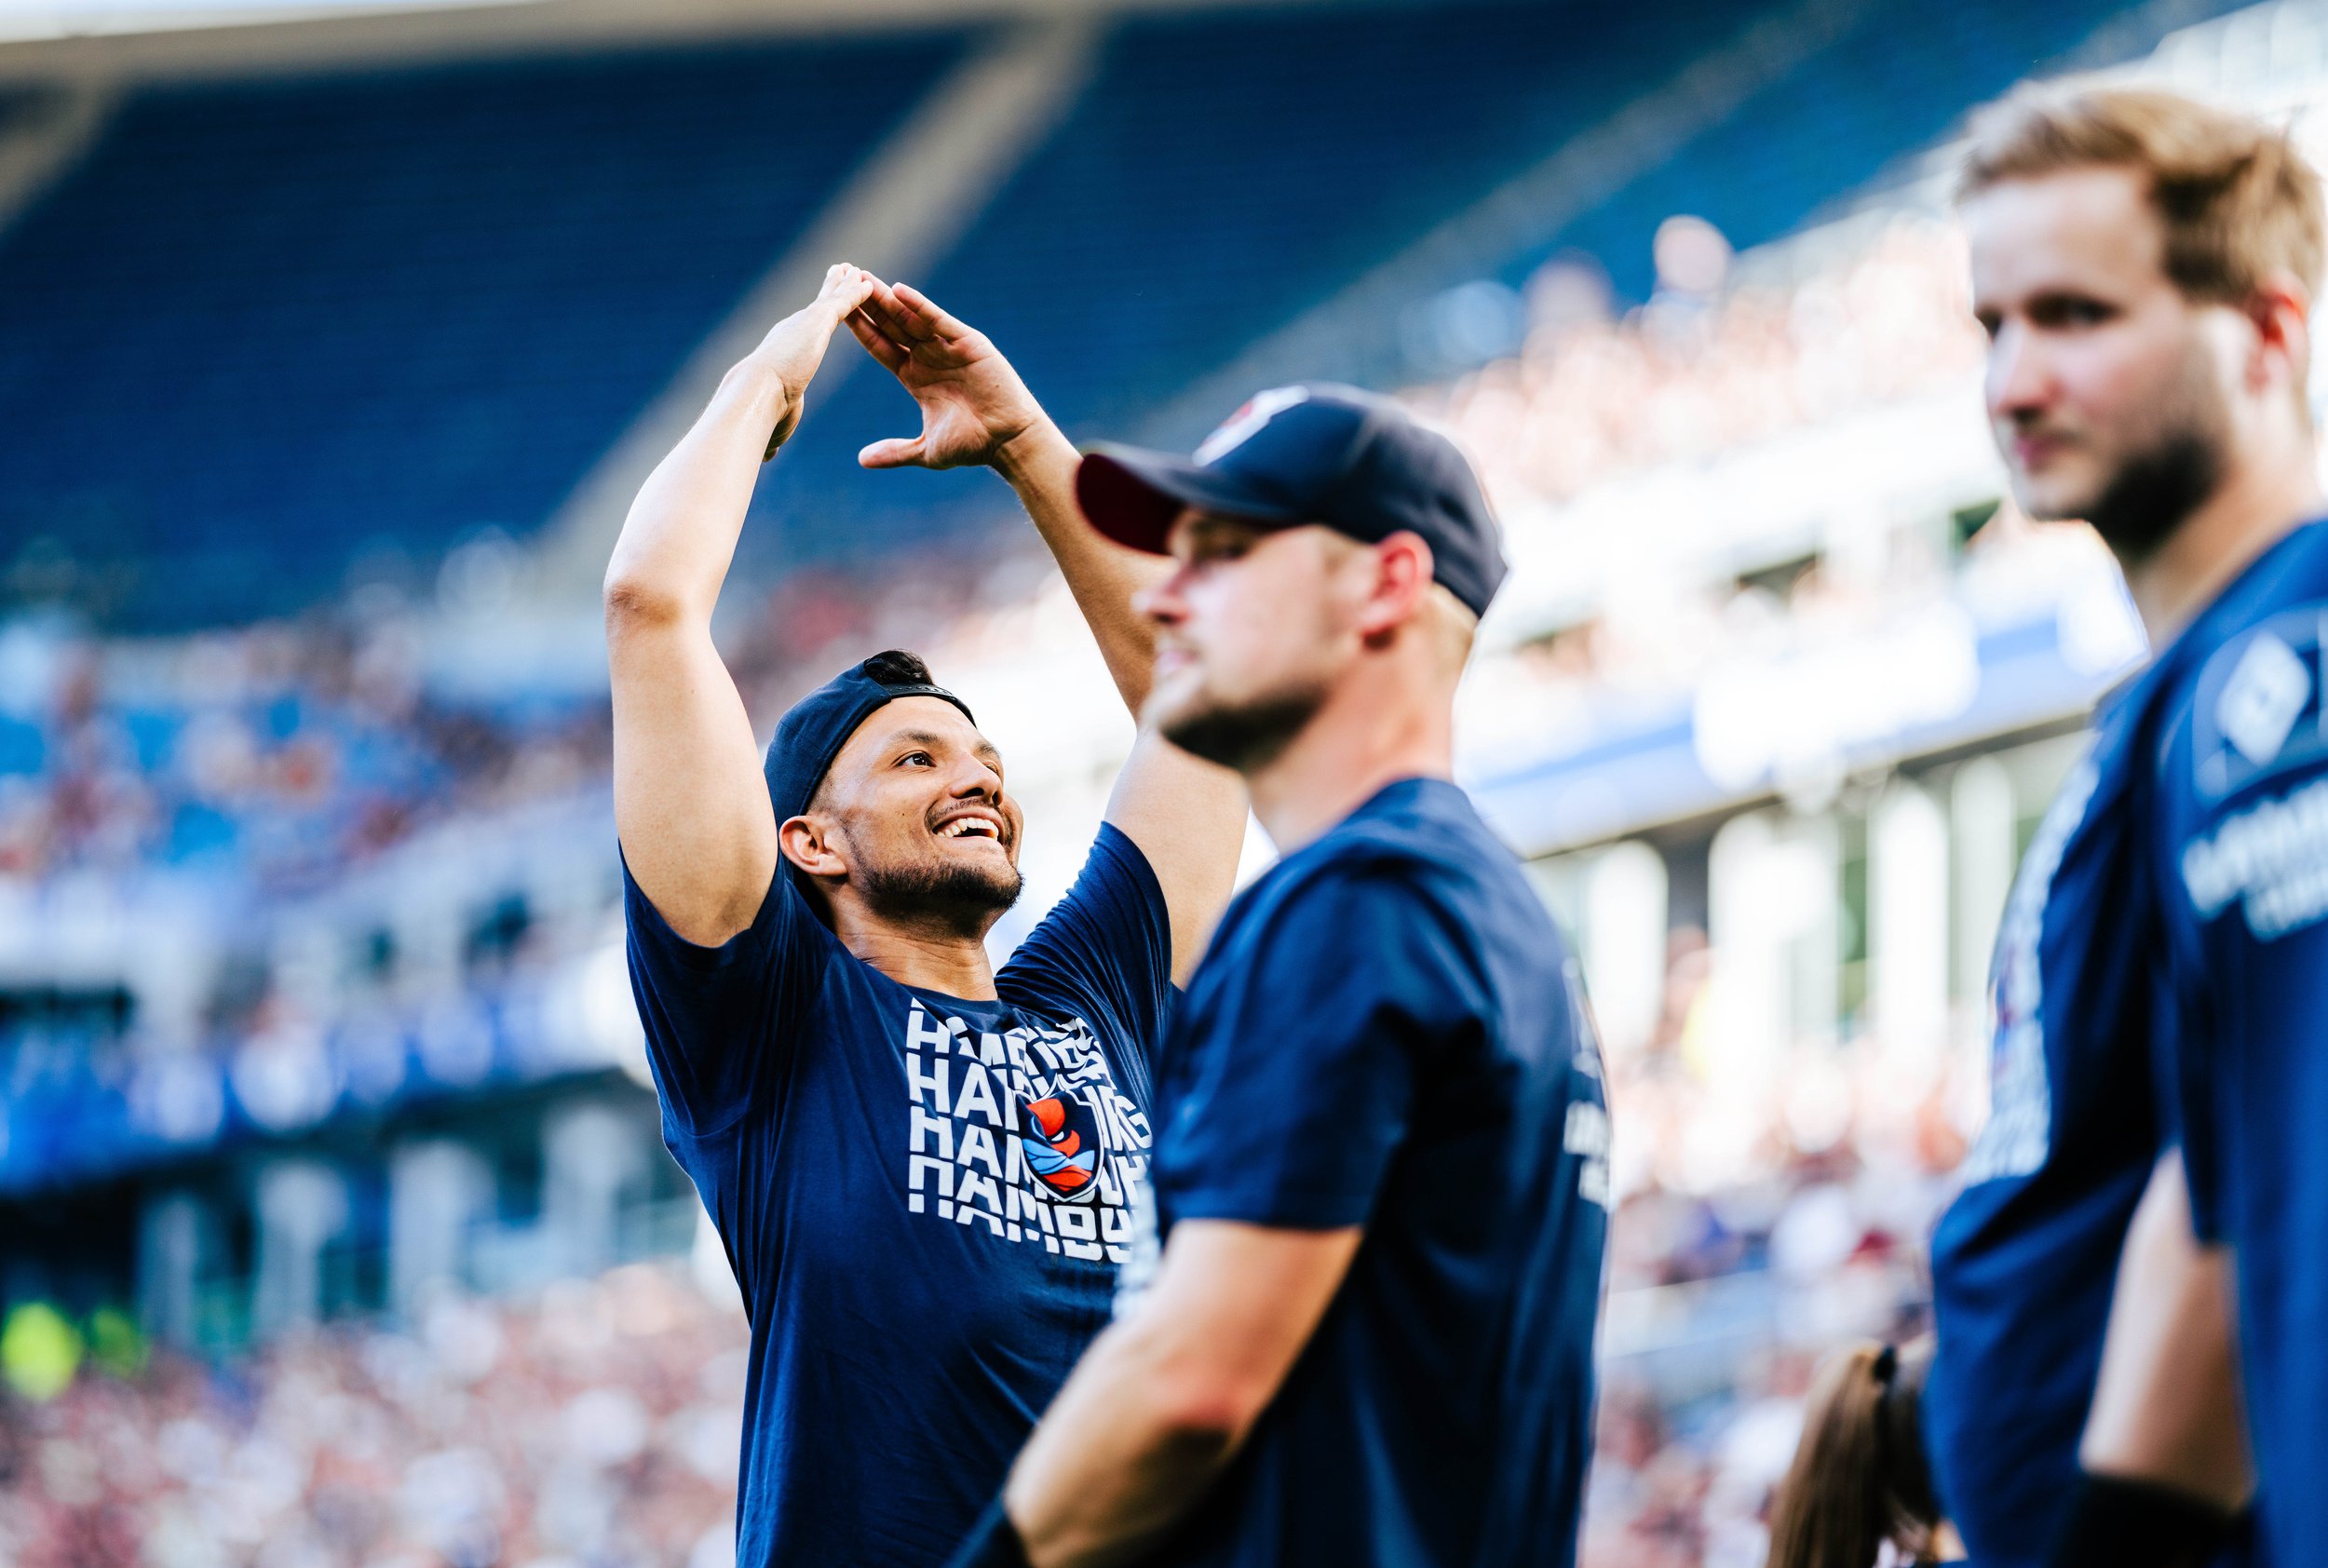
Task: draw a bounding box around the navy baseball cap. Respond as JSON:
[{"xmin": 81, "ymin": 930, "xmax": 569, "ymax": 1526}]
[
  {"xmin": 764, "ymin": 653, "xmax": 975, "ymax": 824},
  {"xmin": 1076, "ymin": 384, "xmax": 1508, "ymax": 618}
]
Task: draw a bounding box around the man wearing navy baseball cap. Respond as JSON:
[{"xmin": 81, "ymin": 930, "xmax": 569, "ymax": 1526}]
[
  {"xmin": 948, "ymin": 385, "xmax": 1613, "ymax": 1568},
  {"xmin": 604, "ymin": 265, "xmax": 1246, "ymax": 1567}
]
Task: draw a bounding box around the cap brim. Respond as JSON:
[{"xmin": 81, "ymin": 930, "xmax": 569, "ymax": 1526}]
[{"xmin": 1076, "ymin": 444, "xmax": 1305, "ymax": 554}]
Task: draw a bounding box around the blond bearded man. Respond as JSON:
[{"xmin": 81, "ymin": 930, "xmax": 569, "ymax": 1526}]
[{"xmin": 1924, "ymin": 87, "xmax": 2327, "ymax": 1568}]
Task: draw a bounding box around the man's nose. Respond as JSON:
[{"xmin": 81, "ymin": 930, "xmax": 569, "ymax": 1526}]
[
  {"xmin": 1133, "ymin": 567, "xmax": 1190, "ymax": 623},
  {"xmin": 1987, "ymin": 320, "xmax": 2053, "ymax": 423},
  {"xmin": 948, "ymin": 758, "xmax": 1003, "ymax": 797}
]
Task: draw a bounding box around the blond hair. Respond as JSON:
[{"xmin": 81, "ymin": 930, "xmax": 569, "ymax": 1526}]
[{"xmin": 1958, "ymin": 85, "xmax": 2325, "ymax": 305}]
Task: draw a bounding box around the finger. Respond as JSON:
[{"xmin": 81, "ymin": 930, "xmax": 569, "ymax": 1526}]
[
  {"xmin": 859, "ymin": 436, "xmax": 929, "ymax": 470},
  {"xmin": 864, "ymin": 278, "xmax": 933, "ymax": 344},
  {"xmin": 845, "ymin": 306, "xmax": 910, "ymax": 372},
  {"xmin": 892, "ymin": 282, "xmax": 969, "ymax": 341},
  {"xmin": 827, "ymin": 266, "xmax": 877, "ymax": 318}
]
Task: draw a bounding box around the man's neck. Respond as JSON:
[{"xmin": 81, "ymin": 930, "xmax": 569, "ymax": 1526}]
[
  {"xmin": 834, "ymin": 910, "xmax": 999, "ymax": 1000},
  {"xmin": 1246, "ymin": 671, "xmax": 1455, "ymax": 855},
  {"xmin": 2122, "ymin": 443, "xmax": 2322, "ymax": 645}
]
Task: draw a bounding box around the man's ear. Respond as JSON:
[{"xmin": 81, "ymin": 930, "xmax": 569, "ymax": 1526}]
[
  {"xmin": 2242, "ymin": 271, "xmax": 2312, "ymax": 401},
  {"xmin": 1358, "ymin": 532, "xmax": 1437, "ymax": 643},
  {"xmin": 778, "ymin": 813, "xmax": 847, "ymax": 882}
]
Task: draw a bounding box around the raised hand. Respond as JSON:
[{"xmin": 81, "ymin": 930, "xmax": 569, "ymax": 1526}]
[
  {"xmin": 847, "ymin": 279, "xmax": 1052, "ymax": 471},
  {"xmin": 753, "ymin": 263, "xmax": 880, "ymax": 459}
]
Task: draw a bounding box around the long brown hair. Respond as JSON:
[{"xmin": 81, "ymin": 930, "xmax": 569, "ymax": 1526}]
[{"xmin": 1766, "ymin": 1336, "xmax": 1942, "ymax": 1568}]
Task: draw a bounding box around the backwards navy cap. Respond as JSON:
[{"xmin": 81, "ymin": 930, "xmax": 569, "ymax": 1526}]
[
  {"xmin": 764, "ymin": 652, "xmax": 975, "ymax": 824},
  {"xmin": 1076, "ymin": 383, "xmax": 1508, "ymax": 618}
]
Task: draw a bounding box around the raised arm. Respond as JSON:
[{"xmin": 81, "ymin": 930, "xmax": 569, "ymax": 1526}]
[
  {"xmin": 606, "ymin": 264, "xmax": 878, "ymax": 946},
  {"xmin": 850, "ymin": 281, "xmax": 1245, "ymax": 979}
]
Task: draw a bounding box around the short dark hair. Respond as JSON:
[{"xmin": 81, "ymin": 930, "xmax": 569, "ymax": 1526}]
[{"xmin": 860, "ymin": 649, "xmax": 935, "ymax": 688}]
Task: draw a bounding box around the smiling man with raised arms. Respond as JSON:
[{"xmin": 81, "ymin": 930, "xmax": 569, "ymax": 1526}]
[{"xmin": 602, "ymin": 264, "xmax": 1245, "ymax": 1566}]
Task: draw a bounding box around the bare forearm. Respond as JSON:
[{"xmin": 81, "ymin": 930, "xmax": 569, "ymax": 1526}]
[
  {"xmin": 604, "ymin": 357, "xmax": 790, "ymax": 624},
  {"xmin": 995, "ymin": 419, "xmax": 1167, "ymax": 715},
  {"xmin": 2081, "ymin": 1153, "xmax": 2252, "ymax": 1507},
  {"xmin": 1006, "ymin": 1323, "xmax": 1238, "ymax": 1568}
]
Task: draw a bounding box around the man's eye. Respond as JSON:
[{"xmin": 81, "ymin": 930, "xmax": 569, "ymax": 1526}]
[
  {"xmin": 901, "ymin": 751, "xmax": 932, "ymax": 767},
  {"xmin": 2036, "ymin": 297, "xmax": 2112, "ymax": 328}
]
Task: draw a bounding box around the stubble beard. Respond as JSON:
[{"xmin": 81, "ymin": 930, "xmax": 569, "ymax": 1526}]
[
  {"xmin": 859, "ymin": 851, "xmax": 1023, "ymax": 938},
  {"xmin": 2032, "ymin": 346, "xmax": 2231, "ymax": 565},
  {"xmin": 1157, "ymin": 677, "xmax": 1330, "ymax": 776}
]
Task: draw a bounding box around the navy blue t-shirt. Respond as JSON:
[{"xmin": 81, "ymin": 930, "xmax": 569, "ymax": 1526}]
[
  {"xmin": 622, "ymin": 824, "xmax": 1171, "ymax": 1568},
  {"xmin": 1925, "ymin": 661, "xmax": 2178, "ymax": 1568},
  {"xmin": 2149, "ymin": 520, "xmax": 2328, "ymax": 1568},
  {"xmin": 1125, "ymin": 777, "xmax": 1610, "ymax": 1568}
]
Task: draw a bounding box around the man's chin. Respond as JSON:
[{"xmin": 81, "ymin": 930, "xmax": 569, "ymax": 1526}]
[
  {"xmin": 860, "ymin": 857, "xmax": 1024, "ymax": 930},
  {"xmin": 2009, "ymin": 469, "xmax": 2096, "ymax": 524},
  {"xmin": 1159, "ymin": 691, "xmax": 1318, "ymax": 774}
]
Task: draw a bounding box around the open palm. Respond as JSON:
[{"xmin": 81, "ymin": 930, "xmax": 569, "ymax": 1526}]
[{"xmin": 848, "ymin": 281, "xmax": 1047, "ymax": 471}]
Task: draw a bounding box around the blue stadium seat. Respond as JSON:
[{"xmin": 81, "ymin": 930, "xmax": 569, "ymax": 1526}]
[
  {"xmin": 0, "ymin": 35, "xmax": 969, "ymax": 626},
  {"xmin": 758, "ymin": 0, "xmax": 1769, "ymax": 561}
]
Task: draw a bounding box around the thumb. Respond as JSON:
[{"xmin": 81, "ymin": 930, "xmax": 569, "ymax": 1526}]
[{"xmin": 859, "ymin": 436, "xmax": 930, "ymax": 470}]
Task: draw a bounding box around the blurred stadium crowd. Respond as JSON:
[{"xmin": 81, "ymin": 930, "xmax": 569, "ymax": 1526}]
[{"xmin": 1, "ymin": 1265, "xmax": 744, "ymax": 1568}]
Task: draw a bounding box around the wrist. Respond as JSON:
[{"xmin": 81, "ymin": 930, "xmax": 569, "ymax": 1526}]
[
  {"xmin": 724, "ymin": 354, "xmax": 800, "ymax": 422},
  {"xmin": 993, "ymin": 415, "xmax": 1076, "ymax": 489}
]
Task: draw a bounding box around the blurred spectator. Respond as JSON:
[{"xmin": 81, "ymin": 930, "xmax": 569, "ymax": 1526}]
[
  {"xmin": 1414, "ymin": 217, "xmax": 1986, "ymax": 507},
  {"xmin": 0, "ymin": 615, "xmax": 605, "ymax": 895},
  {"xmin": 0, "ymin": 1264, "xmax": 747, "ymax": 1568}
]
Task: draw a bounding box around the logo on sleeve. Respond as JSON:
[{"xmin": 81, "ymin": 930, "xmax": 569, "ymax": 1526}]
[
  {"xmin": 2193, "ymin": 610, "xmax": 2328, "ymax": 800},
  {"xmin": 2216, "ymin": 632, "xmax": 2309, "ymax": 766}
]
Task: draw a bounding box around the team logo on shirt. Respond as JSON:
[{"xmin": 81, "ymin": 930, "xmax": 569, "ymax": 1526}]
[
  {"xmin": 900, "ymin": 1000, "xmax": 1150, "ymax": 1262},
  {"xmin": 1019, "ymin": 1092, "xmax": 1104, "ymax": 1201}
]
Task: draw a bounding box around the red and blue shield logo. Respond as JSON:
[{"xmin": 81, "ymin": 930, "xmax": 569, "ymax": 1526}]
[{"xmin": 1019, "ymin": 1092, "xmax": 1103, "ymax": 1202}]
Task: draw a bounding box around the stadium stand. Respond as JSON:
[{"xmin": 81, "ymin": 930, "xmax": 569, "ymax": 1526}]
[
  {"xmin": 761, "ymin": 0, "xmax": 2248, "ymax": 553},
  {"xmin": 742, "ymin": 0, "xmax": 1807, "ymax": 559},
  {"xmin": 0, "ymin": 34, "xmax": 969, "ymax": 626},
  {"xmin": 0, "ymin": 0, "xmax": 2243, "ymax": 613}
]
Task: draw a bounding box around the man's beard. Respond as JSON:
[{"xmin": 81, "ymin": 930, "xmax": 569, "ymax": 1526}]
[
  {"xmin": 1158, "ymin": 682, "xmax": 1328, "ymax": 774},
  {"xmin": 859, "ymin": 852, "xmax": 1023, "ymax": 934},
  {"xmin": 2080, "ymin": 422, "xmax": 2226, "ymax": 561},
  {"xmin": 2040, "ymin": 349, "xmax": 2230, "ymax": 563}
]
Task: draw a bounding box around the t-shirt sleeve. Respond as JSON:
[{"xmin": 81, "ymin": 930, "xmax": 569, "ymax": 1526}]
[
  {"xmin": 1160, "ymin": 863, "xmax": 1479, "ymax": 1230},
  {"xmin": 621, "ymin": 849, "xmax": 805, "ymax": 1139},
  {"xmin": 999, "ymin": 822, "xmax": 1174, "ymax": 1074},
  {"xmin": 2154, "ymin": 615, "xmax": 2328, "ymax": 1243}
]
